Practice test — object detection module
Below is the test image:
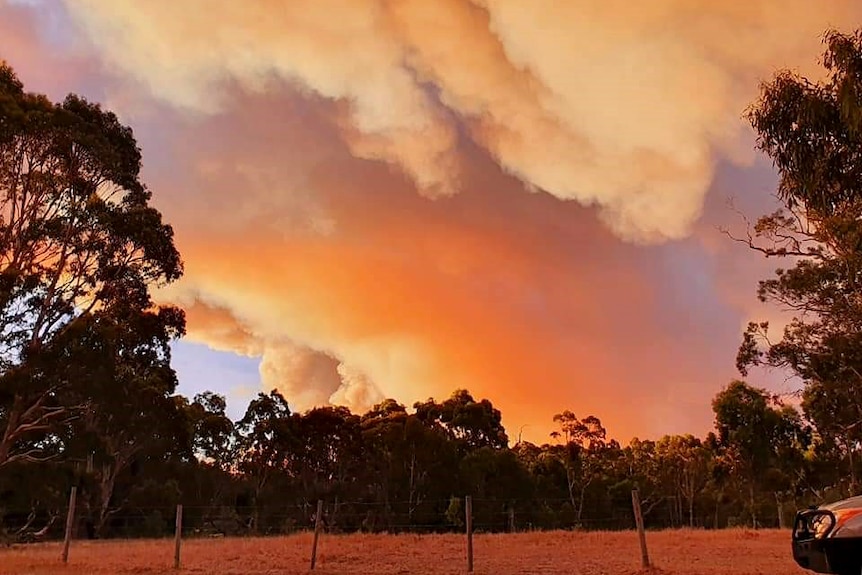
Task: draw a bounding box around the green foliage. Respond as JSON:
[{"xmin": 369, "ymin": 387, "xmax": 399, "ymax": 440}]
[
  {"xmin": 0, "ymin": 373, "xmax": 850, "ymax": 539},
  {"xmin": 0, "ymin": 59, "xmax": 186, "ymax": 538},
  {"xmin": 734, "ymin": 27, "xmax": 862, "ymax": 495},
  {"xmin": 414, "ymin": 389, "xmax": 508, "ymax": 451},
  {"xmin": 0, "ymin": 59, "xmax": 185, "ymax": 471},
  {"xmin": 444, "ymin": 496, "xmax": 463, "ymax": 527}
]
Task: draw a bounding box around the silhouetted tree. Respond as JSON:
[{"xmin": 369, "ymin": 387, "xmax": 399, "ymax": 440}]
[
  {"xmin": 0, "ymin": 61, "xmax": 183, "ymax": 468},
  {"xmin": 734, "ymin": 29, "xmax": 862, "ymax": 496}
]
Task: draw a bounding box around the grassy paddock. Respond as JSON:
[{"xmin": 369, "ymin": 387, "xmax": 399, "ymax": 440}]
[{"xmin": 0, "ymin": 528, "xmax": 800, "ymax": 575}]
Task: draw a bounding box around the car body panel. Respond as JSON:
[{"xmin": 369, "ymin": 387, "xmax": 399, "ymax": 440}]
[{"xmin": 793, "ymin": 497, "xmax": 862, "ymax": 575}]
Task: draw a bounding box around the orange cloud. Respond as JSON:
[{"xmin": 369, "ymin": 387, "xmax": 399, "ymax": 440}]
[
  {"xmin": 133, "ymin": 87, "xmax": 742, "ymax": 441},
  {"xmin": 63, "ymin": 0, "xmax": 862, "ymax": 242}
]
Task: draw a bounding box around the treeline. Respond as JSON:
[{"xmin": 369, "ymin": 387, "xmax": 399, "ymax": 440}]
[{"xmin": 0, "ymin": 381, "xmax": 850, "ymax": 540}]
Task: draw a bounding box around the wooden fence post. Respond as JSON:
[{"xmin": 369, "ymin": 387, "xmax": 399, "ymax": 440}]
[
  {"xmin": 174, "ymin": 504, "xmax": 183, "ymax": 569},
  {"xmin": 61, "ymin": 486, "xmax": 77, "ymax": 564},
  {"xmin": 310, "ymin": 500, "xmax": 323, "ymax": 570},
  {"xmin": 631, "ymin": 488, "xmax": 650, "ymax": 568},
  {"xmin": 465, "ymin": 496, "xmax": 473, "ymax": 572}
]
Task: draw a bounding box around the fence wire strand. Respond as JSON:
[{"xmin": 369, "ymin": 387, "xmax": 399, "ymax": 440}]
[{"xmin": 1, "ymin": 495, "xmax": 641, "ymax": 544}]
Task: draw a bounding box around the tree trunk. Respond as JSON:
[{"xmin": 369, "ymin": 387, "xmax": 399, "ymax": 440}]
[
  {"xmin": 566, "ymin": 468, "xmax": 578, "ymax": 524},
  {"xmin": 408, "ymin": 448, "xmax": 417, "ymax": 523},
  {"xmin": 776, "ymin": 494, "xmax": 785, "ymax": 529},
  {"xmin": 749, "ymin": 483, "xmax": 757, "ymax": 529},
  {"xmin": 332, "ymin": 495, "xmax": 340, "ymax": 530},
  {"xmin": 0, "ymin": 395, "xmax": 37, "ymax": 468},
  {"xmin": 576, "ymin": 482, "xmax": 587, "ymax": 525},
  {"xmin": 94, "ymin": 457, "xmax": 127, "ymax": 537},
  {"xmin": 0, "ymin": 403, "xmax": 20, "ymax": 466},
  {"xmin": 714, "ymin": 498, "xmax": 720, "ymax": 529}
]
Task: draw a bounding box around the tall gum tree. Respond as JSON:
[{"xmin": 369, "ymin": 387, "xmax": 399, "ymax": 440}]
[
  {"xmin": 732, "ymin": 29, "xmax": 862, "ymax": 495},
  {"xmin": 0, "ymin": 61, "xmax": 184, "ymax": 468}
]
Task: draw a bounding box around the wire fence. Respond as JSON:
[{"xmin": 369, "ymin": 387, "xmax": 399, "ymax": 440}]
[
  {"xmin": 2, "ymin": 489, "xmax": 655, "ymax": 571},
  {"xmin": 1, "ymin": 498, "xmax": 637, "ymax": 542}
]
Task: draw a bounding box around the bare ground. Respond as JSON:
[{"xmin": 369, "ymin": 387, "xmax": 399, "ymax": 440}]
[{"xmin": 0, "ymin": 528, "xmax": 804, "ymax": 575}]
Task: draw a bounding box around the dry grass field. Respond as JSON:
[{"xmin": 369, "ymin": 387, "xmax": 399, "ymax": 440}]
[{"xmin": 0, "ymin": 528, "xmax": 805, "ymax": 575}]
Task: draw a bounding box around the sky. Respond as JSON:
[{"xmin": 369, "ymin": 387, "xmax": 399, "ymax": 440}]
[{"xmin": 1, "ymin": 0, "xmax": 859, "ymax": 444}]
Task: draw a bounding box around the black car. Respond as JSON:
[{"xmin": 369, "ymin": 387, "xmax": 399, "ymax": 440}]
[{"xmin": 793, "ymin": 496, "xmax": 862, "ymax": 575}]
